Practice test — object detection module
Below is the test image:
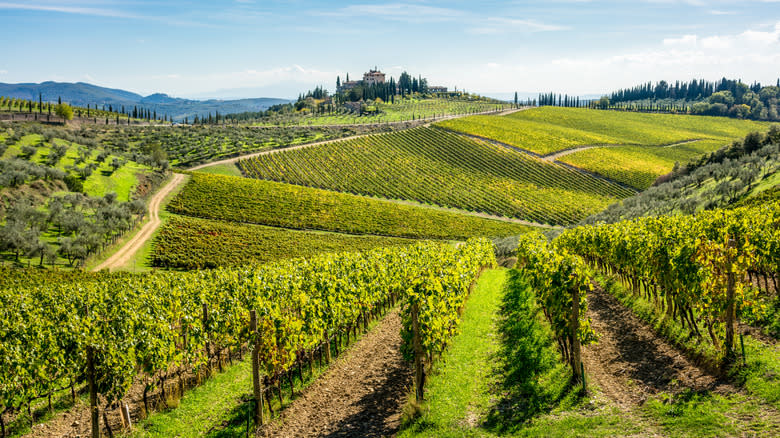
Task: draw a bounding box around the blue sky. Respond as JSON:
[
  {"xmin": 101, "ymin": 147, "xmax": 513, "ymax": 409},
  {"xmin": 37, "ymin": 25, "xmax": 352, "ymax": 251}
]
[{"xmin": 0, "ymin": 0, "xmax": 779, "ymax": 99}]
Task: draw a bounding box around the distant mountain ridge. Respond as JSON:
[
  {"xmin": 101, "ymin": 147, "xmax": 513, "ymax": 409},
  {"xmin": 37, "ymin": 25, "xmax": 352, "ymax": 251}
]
[{"xmin": 0, "ymin": 81, "xmax": 289, "ymax": 121}]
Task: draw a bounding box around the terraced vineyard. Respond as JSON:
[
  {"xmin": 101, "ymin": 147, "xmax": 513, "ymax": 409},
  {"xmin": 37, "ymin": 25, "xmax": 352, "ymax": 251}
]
[
  {"xmin": 558, "ymin": 139, "xmax": 729, "ymax": 189},
  {"xmin": 436, "ymin": 113, "xmax": 620, "ymax": 155},
  {"xmin": 151, "ymin": 215, "xmax": 414, "ymax": 269},
  {"xmin": 237, "ymin": 126, "xmax": 634, "ymax": 225},
  {"xmin": 436, "ymin": 107, "xmax": 767, "ymax": 156},
  {"xmin": 169, "ymin": 173, "xmax": 532, "ymax": 240},
  {"xmin": 511, "ymin": 107, "xmax": 769, "ymax": 142}
]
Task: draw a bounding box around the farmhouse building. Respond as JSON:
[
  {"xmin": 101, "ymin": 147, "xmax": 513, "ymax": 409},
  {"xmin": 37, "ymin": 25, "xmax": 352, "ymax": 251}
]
[{"xmin": 363, "ymin": 68, "xmax": 386, "ymax": 86}]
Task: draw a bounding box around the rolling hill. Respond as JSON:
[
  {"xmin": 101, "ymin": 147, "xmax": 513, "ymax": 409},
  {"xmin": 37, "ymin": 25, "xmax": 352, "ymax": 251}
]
[{"xmin": 0, "ymin": 81, "xmax": 289, "ymax": 121}]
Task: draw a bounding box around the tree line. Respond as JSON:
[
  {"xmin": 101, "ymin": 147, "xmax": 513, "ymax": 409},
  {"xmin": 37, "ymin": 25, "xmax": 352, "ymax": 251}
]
[
  {"xmin": 604, "ymin": 78, "xmax": 780, "ymax": 120},
  {"xmin": 1, "ymin": 95, "xmax": 172, "ymax": 123}
]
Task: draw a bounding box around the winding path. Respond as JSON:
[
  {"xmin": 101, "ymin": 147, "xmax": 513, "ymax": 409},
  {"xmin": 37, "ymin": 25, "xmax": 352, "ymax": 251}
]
[
  {"xmin": 543, "ymin": 138, "xmax": 703, "ymax": 162},
  {"xmin": 90, "ymin": 106, "xmax": 540, "ymax": 271},
  {"xmin": 92, "ymin": 173, "xmax": 186, "ymax": 271}
]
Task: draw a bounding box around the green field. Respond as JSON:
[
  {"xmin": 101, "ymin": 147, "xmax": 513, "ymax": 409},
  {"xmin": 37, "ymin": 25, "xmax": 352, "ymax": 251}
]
[
  {"xmin": 237, "ymin": 127, "xmax": 633, "ymax": 225},
  {"xmin": 437, "ymin": 107, "xmax": 767, "ymax": 156},
  {"xmin": 151, "ymin": 215, "xmax": 415, "ymax": 269},
  {"xmin": 169, "ymin": 173, "xmax": 533, "ymax": 239}
]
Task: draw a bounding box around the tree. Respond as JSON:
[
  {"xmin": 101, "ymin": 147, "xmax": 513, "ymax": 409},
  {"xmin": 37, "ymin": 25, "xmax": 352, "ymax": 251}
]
[
  {"xmin": 514, "ymin": 92, "xmax": 518, "ymax": 107},
  {"xmin": 55, "ymin": 103, "xmax": 74, "ymax": 122}
]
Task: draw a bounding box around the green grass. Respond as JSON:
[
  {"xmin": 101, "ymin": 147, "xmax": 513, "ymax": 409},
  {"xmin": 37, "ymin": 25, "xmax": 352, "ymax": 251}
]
[
  {"xmin": 131, "ymin": 299, "xmax": 391, "ymax": 437},
  {"xmin": 129, "ymin": 360, "xmax": 253, "ymax": 437},
  {"xmin": 2, "ymin": 133, "xmax": 152, "ymax": 201},
  {"xmin": 401, "ymin": 268, "xmax": 780, "ymax": 437},
  {"xmin": 195, "ymin": 162, "xmax": 243, "ymax": 177},
  {"xmin": 400, "ymin": 269, "xmax": 634, "ymax": 437},
  {"xmin": 84, "ymin": 173, "xmax": 189, "ymax": 272}
]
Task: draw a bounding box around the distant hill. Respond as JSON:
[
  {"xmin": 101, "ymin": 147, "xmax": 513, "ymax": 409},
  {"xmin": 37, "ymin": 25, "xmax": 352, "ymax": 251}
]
[{"xmin": 0, "ymin": 81, "xmax": 289, "ymax": 121}]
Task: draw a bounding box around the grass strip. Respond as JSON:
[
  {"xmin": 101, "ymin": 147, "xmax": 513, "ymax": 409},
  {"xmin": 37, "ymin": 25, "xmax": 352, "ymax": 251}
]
[{"xmin": 400, "ymin": 269, "xmax": 634, "ymax": 437}]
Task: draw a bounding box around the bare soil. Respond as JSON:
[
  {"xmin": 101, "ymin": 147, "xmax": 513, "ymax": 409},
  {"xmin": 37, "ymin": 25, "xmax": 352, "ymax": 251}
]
[
  {"xmin": 581, "ymin": 284, "xmax": 735, "ymax": 409},
  {"xmin": 260, "ymin": 308, "xmax": 411, "ymax": 438}
]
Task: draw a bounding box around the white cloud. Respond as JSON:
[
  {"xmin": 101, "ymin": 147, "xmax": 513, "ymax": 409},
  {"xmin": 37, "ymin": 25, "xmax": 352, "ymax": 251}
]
[
  {"xmin": 0, "ymin": 70, "xmax": 7, "ymax": 74},
  {"xmin": 0, "ymin": 2, "xmax": 140, "ymax": 19},
  {"xmin": 468, "ymin": 17, "xmax": 567, "ymax": 34},
  {"xmin": 0, "ymin": 2, "xmax": 213, "ymax": 27},
  {"xmin": 450, "ymin": 21, "xmax": 780, "ymax": 95},
  {"xmin": 663, "ymin": 34, "xmax": 697, "ymax": 46},
  {"xmin": 317, "ymin": 3, "xmax": 463, "ymax": 23}
]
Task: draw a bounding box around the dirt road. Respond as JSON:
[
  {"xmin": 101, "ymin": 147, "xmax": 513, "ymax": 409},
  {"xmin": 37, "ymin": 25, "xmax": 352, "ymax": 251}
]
[{"xmin": 92, "ymin": 173, "xmax": 186, "ymax": 271}]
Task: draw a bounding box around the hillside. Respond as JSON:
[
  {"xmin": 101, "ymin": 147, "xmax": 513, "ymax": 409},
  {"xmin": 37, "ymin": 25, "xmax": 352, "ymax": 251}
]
[
  {"xmin": 237, "ymin": 125, "xmax": 633, "ymax": 225},
  {"xmin": 437, "ymin": 107, "xmax": 767, "ymax": 189},
  {"xmin": 0, "ymin": 81, "xmax": 289, "ymax": 121},
  {"xmin": 0, "ymin": 122, "xmax": 165, "ymax": 268},
  {"xmin": 149, "ymin": 172, "xmax": 532, "ymax": 269},
  {"xmin": 585, "ymin": 126, "xmax": 780, "ymax": 223}
]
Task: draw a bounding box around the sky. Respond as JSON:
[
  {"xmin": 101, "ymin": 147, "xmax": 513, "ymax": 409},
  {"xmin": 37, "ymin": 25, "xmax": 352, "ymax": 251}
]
[{"xmin": 0, "ymin": 0, "xmax": 779, "ymax": 100}]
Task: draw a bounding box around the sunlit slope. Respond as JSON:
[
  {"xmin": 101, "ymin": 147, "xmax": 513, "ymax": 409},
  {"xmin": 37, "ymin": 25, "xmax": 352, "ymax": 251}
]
[
  {"xmin": 436, "ymin": 107, "xmax": 768, "ymax": 155},
  {"xmin": 237, "ymin": 127, "xmax": 633, "ymax": 225}
]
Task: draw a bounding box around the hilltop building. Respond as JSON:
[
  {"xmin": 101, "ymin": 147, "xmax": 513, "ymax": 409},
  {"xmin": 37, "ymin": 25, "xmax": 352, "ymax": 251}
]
[
  {"xmin": 339, "ymin": 81, "xmax": 361, "ymax": 92},
  {"xmin": 363, "ymin": 68, "xmax": 386, "ymax": 86},
  {"xmin": 337, "ymin": 67, "xmax": 386, "ymax": 93},
  {"xmin": 429, "ymin": 86, "xmax": 448, "ymax": 93}
]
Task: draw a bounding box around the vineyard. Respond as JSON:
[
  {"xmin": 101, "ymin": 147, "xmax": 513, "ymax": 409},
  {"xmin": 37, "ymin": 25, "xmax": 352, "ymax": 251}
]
[
  {"xmin": 435, "ymin": 107, "xmax": 768, "ymax": 187},
  {"xmin": 558, "ymin": 138, "xmax": 729, "ymax": 189},
  {"xmin": 509, "ymin": 107, "xmax": 768, "ymax": 145},
  {"xmin": 436, "ymin": 113, "xmax": 621, "ymax": 155},
  {"xmin": 237, "ymin": 126, "xmax": 633, "ymax": 225},
  {"xmin": 93, "ymin": 124, "xmax": 394, "ymax": 168},
  {"xmin": 250, "ymin": 96, "xmax": 506, "ymax": 126},
  {"xmin": 168, "ymin": 173, "xmax": 532, "ymax": 240},
  {"xmin": 511, "ymin": 200, "xmax": 779, "ymax": 374},
  {"xmin": 151, "ymin": 215, "xmax": 415, "ymax": 269},
  {"xmin": 0, "ymin": 239, "xmax": 494, "ymax": 437}
]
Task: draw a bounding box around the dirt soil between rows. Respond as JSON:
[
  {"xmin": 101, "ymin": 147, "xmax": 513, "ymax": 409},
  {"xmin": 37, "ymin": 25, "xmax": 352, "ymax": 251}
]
[
  {"xmin": 260, "ymin": 307, "xmax": 412, "ymax": 438},
  {"xmin": 581, "ymin": 284, "xmax": 735, "ymax": 409}
]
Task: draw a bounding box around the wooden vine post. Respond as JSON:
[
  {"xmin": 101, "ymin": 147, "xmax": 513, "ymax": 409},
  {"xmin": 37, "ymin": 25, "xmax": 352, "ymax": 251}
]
[
  {"xmin": 86, "ymin": 305, "xmax": 99, "ymax": 438},
  {"xmin": 324, "ymin": 334, "xmax": 331, "ymax": 364},
  {"xmin": 724, "ymin": 239, "xmax": 737, "ymax": 359},
  {"xmin": 412, "ymin": 302, "xmax": 424, "ymax": 402},
  {"xmin": 570, "ymin": 286, "xmax": 582, "ymax": 381},
  {"xmin": 202, "ymin": 303, "xmax": 210, "ymax": 371},
  {"xmin": 249, "ymin": 310, "xmax": 264, "ymax": 427}
]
